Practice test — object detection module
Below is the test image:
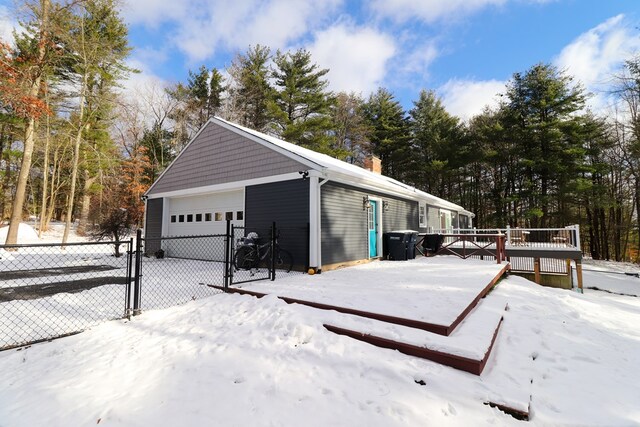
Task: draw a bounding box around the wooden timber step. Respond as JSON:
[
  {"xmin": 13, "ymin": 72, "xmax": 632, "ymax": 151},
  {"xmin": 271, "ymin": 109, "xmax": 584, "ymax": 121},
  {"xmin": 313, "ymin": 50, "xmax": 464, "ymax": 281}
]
[
  {"xmin": 324, "ymin": 318, "xmax": 502, "ymax": 376},
  {"xmin": 322, "ymin": 298, "xmax": 508, "ymax": 376},
  {"xmin": 484, "ymin": 401, "xmax": 530, "ymax": 421},
  {"xmin": 210, "ymin": 262, "xmax": 510, "ymax": 337}
]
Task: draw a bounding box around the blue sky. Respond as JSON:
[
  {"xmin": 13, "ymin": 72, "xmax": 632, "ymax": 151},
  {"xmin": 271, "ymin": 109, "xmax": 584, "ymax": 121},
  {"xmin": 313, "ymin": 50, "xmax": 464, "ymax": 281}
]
[{"xmin": 1, "ymin": 0, "xmax": 639, "ymax": 119}]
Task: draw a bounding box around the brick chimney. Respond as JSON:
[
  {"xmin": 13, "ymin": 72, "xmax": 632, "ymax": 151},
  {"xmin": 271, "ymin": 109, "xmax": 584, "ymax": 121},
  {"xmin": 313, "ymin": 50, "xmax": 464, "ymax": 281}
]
[{"xmin": 363, "ymin": 155, "xmax": 382, "ymax": 174}]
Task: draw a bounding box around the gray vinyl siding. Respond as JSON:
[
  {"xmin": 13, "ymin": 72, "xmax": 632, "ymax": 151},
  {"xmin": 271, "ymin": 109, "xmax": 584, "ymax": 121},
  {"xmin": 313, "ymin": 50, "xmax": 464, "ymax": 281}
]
[
  {"xmin": 144, "ymin": 198, "xmax": 163, "ymax": 254},
  {"xmin": 148, "ymin": 122, "xmax": 307, "ymax": 195},
  {"xmin": 321, "ymin": 182, "xmax": 419, "ymax": 265},
  {"xmin": 245, "ymin": 179, "xmax": 309, "ymax": 270}
]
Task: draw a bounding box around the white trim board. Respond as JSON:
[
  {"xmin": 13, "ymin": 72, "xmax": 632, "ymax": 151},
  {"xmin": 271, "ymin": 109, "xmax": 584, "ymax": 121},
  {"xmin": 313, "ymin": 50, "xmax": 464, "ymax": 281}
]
[{"xmin": 146, "ymin": 172, "xmax": 305, "ymax": 200}]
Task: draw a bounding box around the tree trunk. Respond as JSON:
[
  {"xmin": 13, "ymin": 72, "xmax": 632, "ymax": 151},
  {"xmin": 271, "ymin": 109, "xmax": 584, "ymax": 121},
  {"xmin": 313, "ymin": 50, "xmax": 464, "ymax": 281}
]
[
  {"xmin": 76, "ymin": 169, "xmax": 96, "ymax": 235},
  {"xmin": 38, "ymin": 104, "xmax": 51, "ymax": 238},
  {"xmin": 5, "ymin": 118, "xmax": 38, "ymax": 244},
  {"xmin": 4, "ymin": 0, "xmax": 50, "ymax": 244},
  {"xmin": 62, "ymin": 124, "xmax": 84, "ymax": 244}
]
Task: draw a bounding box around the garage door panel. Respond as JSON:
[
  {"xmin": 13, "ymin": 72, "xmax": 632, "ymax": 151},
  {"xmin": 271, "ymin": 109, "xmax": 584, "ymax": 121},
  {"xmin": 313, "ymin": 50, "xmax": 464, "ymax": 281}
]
[{"xmin": 167, "ymin": 190, "xmax": 244, "ymax": 237}]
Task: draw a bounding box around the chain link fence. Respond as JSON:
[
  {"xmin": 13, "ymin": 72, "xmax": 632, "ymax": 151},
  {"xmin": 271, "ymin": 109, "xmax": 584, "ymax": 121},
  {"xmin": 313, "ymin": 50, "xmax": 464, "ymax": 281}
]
[
  {"xmin": 230, "ymin": 224, "xmax": 308, "ymax": 285},
  {"xmin": 139, "ymin": 234, "xmax": 226, "ymax": 310},
  {"xmin": 0, "ymin": 241, "xmax": 132, "ymax": 351},
  {"xmin": 1, "ymin": 221, "xmax": 308, "ymax": 351}
]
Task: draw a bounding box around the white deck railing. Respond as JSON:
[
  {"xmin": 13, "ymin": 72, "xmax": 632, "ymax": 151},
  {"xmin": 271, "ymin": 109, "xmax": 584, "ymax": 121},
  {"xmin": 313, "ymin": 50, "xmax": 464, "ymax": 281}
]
[{"xmin": 426, "ymin": 225, "xmax": 581, "ymax": 251}]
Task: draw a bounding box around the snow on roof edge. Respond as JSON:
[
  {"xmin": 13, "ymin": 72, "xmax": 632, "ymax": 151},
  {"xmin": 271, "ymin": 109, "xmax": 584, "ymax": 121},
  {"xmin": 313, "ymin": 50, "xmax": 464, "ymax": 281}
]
[{"xmin": 212, "ymin": 117, "xmax": 472, "ymax": 214}]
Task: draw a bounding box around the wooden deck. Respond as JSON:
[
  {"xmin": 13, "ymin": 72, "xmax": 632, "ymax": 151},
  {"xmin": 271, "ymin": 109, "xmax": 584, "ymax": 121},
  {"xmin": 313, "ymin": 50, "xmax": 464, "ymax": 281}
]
[{"xmin": 210, "ymin": 260, "xmax": 511, "ymax": 376}]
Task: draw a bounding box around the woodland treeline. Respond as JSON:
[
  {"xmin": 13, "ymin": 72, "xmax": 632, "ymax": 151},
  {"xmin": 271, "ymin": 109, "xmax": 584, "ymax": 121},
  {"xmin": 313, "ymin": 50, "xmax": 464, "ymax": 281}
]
[{"xmin": 2, "ymin": 0, "xmax": 640, "ymax": 261}]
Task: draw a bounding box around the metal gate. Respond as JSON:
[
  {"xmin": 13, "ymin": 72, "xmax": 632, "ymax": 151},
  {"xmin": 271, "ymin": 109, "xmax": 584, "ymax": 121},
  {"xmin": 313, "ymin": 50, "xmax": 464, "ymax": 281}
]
[
  {"xmin": 134, "ymin": 233, "xmax": 228, "ymax": 312},
  {"xmin": 229, "ymin": 224, "xmax": 276, "ymax": 285}
]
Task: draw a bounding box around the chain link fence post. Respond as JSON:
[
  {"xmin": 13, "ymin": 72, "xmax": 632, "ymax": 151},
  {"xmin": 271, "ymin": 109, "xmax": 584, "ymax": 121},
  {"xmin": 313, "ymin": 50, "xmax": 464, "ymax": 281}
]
[
  {"xmin": 224, "ymin": 220, "xmax": 231, "ymax": 290},
  {"xmin": 125, "ymin": 237, "xmax": 134, "ymax": 318},
  {"xmin": 132, "ymin": 229, "xmax": 143, "ymax": 315}
]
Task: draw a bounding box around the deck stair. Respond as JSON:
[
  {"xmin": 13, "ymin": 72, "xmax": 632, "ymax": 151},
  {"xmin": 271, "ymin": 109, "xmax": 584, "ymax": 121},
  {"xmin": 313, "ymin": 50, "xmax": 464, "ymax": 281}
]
[
  {"xmin": 213, "ymin": 262, "xmax": 532, "ymax": 419},
  {"xmin": 211, "ymin": 263, "xmax": 510, "ymax": 375}
]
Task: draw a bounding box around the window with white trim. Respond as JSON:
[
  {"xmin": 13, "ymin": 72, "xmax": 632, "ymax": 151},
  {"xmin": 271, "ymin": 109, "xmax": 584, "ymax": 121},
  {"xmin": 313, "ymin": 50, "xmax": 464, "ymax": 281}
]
[{"xmin": 419, "ymin": 205, "xmax": 426, "ymax": 227}]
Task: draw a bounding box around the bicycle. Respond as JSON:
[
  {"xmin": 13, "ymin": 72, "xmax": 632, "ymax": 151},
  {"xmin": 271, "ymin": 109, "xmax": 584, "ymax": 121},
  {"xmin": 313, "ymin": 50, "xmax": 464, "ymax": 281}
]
[{"xmin": 233, "ymin": 231, "xmax": 294, "ymax": 273}]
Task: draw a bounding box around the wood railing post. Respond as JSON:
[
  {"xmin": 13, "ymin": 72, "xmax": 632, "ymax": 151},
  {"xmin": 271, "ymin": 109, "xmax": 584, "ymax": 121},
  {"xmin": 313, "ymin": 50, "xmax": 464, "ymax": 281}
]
[
  {"xmin": 534, "ymin": 258, "xmax": 541, "ymax": 284},
  {"xmin": 575, "ymin": 260, "xmax": 584, "ymax": 293}
]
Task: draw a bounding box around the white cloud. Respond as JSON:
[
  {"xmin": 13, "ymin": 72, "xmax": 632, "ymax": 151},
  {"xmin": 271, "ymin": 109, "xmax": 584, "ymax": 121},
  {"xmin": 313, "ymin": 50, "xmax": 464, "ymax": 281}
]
[
  {"xmin": 309, "ymin": 24, "xmax": 396, "ymax": 95},
  {"xmin": 123, "ymin": 0, "xmax": 342, "ymax": 63},
  {"xmin": 120, "ymin": 0, "xmax": 187, "ymax": 29},
  {"xmin": 370, "ymin": 0, "xmax": 508, "ymax": 23},
  {"xmin": 402, "ymin": 41, "xmax": 439, "ymax": 79},
  {"xmin": 554, "ymin": 14, "xmax": 640, "ymax": 112},
  {"xmin": 438, "ymin": 15, "xmax": 640, "ymax": 120},
  {"xmin": 438, "ymin": 79, "xmax": 506, "ymax": 120}
]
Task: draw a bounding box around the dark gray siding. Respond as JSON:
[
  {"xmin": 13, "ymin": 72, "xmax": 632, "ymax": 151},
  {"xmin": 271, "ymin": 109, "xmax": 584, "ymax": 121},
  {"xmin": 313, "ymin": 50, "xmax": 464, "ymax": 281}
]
[
  {"xmin": 148, "ymin": 122, "xmax": 308, "ymax": 195},
  {"xmin": 245, "ymin": 179, "xmax": 309, "ymax": 270},
  {"xmin": 145, "ymin": 198, "xmax": 163, "ymax": 254},
  {"xmin": 321, "ymin": 182, "xmax": 419, "ymax": 265},
  {"xmin": 382, "ymin": 194, "xmax": 419, "ymax": 232}
]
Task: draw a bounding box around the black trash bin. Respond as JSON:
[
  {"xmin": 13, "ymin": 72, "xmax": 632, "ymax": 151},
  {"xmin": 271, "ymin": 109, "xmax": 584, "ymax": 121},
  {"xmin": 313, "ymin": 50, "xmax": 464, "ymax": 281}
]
[
  {"xmin": 422, "ymin": 233, "xmax": 444, "ymax": 255},
  {"xmin": 384, "ymin": 230, "xmax": 418, "ymax": 260}
]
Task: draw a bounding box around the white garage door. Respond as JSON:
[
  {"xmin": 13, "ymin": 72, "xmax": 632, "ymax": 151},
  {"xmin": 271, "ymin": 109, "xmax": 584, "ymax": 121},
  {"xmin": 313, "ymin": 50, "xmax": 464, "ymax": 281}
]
[{"xmin": 167, "ymin": 190, "xmax": 244, "ymax": 236}]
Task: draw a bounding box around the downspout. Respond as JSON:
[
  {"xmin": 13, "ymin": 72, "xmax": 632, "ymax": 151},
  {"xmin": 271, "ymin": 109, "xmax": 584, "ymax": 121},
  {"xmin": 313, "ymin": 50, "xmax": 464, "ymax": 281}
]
[
  {"xmin": 317, "ymin": 177, "xmax": 330, "ymax": 272},
  {"xmin": 308, "ymin": 170, "xmax": 328, "ymax": 273},
  {"xmin": 161, "ymin": 197, "xmax": 170, "ymax": 237},
  {"xmin": 309, "ymin": 175, "xmax": 319, "ymax": 271}
]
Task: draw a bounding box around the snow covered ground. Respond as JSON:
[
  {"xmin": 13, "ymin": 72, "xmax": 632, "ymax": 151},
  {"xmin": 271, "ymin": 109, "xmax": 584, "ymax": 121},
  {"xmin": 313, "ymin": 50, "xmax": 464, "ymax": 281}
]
[
  {"xmin": 0, "ymin": 221, "xmax": 94, "ymax": 244},
  {"xmin": 1, "ymin": 256, "xmax": 640, "ymax": 425},
  {"xmin": 578, "ymin": 258, "xmax": 640, "ymax": 297},
  {"xmin": 2, "ymin": 223, "xmax": 640, "ymax": 425}
]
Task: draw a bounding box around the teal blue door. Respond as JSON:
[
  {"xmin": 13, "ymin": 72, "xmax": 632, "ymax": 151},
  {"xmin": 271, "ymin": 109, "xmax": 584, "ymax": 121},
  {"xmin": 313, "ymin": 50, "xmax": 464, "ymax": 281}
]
[{"xmin": 368, "ymin": 200, "xmax": 378, "ymax": 257}]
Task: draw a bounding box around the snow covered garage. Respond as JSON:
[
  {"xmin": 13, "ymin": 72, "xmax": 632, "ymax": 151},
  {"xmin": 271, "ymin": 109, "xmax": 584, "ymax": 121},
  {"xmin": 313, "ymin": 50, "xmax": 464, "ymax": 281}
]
[{"xmin": 143, "ymin": 117, "xmax": 474, "ymax": 271}]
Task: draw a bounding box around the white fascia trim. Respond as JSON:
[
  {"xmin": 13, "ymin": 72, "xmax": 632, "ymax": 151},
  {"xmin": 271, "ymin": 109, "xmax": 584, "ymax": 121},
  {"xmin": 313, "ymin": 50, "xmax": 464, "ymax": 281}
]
[
  {"xmin": 146, "ymin": 172, "xmax": 304, "ymax": 199},
  {"xmin": 211, "ymin": 118, "xmax": 326, "ymax": 172},
  {"xmin": 326, "ymin": 171, "xmax": 469, "ymax": 214}
]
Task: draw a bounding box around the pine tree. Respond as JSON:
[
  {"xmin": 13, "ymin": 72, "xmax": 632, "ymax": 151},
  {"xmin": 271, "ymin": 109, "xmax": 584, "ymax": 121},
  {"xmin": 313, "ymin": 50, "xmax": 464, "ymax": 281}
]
[
  {"xmin": 504, "ymin": 63, "xmax": 586, "ymax": 227},
  {"xmin": 408, "ymin": 89, "xmax": 462, "ymax": 196},
  {"xmin": 269, "ymin": 48, "xmax": 335, "ymax": 154},
  {"xmin": 3, "ymin": 0, "xmax": 55, "ymax": 244},
  {"xmin": 226, "ymin": 45, "xmax": 274, "ymax": 131},
  {"xmin": 183, "ymin": 65, "xmax": 225, "ymax": 129},
  {"xmin": 362, "ymin": 88, "xmax": 410, "ymax": 180},
  {"xmin": 60, "ymin": 0, "xmax": 133, "ymax": 243}
]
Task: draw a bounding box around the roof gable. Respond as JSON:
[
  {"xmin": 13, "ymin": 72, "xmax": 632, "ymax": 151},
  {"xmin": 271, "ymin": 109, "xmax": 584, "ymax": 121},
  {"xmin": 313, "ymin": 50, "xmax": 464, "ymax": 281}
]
[{"xmin": 146, "ymin": 121, "xmax": 308, "ymax": 195}]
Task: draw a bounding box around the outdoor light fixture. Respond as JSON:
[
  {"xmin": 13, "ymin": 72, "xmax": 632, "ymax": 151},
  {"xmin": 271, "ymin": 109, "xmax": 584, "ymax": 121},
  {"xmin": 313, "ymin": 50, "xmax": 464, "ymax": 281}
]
[
  {"xmin": 298, "ymin": 170, "xmax": 309, "ymax": 180},
  {"xmin": 382, "ymin": 200, "xmax": 389, "ymax": 212},
  {"xmin": 363, "ymin": 195, "xmax": 371, "ymax": 210},
  {"xmin": 140, "ymin": 195, "xmax": 148, "ymax": 202}
]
